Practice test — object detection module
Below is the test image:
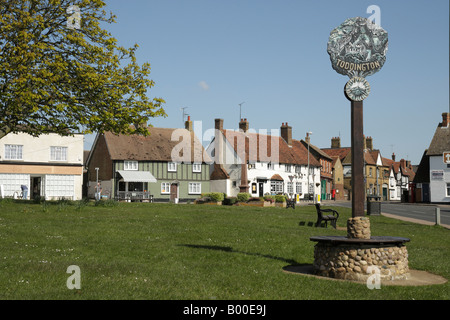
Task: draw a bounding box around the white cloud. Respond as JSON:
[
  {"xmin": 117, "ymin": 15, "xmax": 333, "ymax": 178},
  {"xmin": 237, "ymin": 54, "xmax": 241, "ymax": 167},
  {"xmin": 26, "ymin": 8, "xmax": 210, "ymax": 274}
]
[{"xmin": 198, "ymin": 80, "xmax": 210, "ymax": 91}]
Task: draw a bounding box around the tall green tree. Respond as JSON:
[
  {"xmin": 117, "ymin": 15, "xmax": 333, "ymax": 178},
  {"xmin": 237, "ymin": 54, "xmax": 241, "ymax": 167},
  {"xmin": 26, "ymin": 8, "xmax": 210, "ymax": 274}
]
[{"xmin": 0, "ymin": 0, "xmax": 166, "ymax": 139}]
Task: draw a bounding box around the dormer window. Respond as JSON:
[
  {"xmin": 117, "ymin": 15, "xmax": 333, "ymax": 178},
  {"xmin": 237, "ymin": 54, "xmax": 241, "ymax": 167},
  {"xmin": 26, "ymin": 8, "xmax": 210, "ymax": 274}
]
[
  {"xmin": 168, "ymin": 162, "xmax": 177, "ymax": 172},
  {"xmin": 124, "ymin": 161, "xmax": 138, "ymax": 170}
]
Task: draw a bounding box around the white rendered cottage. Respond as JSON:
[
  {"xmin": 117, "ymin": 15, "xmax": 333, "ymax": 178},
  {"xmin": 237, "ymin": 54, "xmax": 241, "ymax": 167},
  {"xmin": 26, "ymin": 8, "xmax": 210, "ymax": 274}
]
[{"xmin": 207, "ymin": 118, "xmax": 321, "ymax": 201}]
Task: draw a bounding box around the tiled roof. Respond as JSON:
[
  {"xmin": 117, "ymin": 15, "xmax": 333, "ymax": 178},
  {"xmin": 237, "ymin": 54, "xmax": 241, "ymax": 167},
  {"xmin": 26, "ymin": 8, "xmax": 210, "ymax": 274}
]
[
  {"xmin": 102, "ymin": 127, "xmax": 211, "ymax": 163},
  {"xmin": 221, "ymin": 130, "xmax": 320, "ymax": 166}
]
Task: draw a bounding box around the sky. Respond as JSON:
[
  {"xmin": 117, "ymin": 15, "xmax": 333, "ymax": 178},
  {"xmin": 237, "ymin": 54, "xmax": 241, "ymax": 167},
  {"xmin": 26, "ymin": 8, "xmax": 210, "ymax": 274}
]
[{"xmin": 84, "ymin": 0, "xmax": 449, "ymax": 165}]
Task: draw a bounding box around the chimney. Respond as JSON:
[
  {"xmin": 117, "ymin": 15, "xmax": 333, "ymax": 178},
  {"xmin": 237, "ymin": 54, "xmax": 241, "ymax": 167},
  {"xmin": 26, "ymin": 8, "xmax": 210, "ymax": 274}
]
[
  {"xmin": 366, "ymin": 136, "xmax": 373, "ymax": 151},
  {"xmin": 239, "ymin": 118, "xmax": 249, "ymax": 133},
  {"xmin": 392, "ymin": 153, "xmax": 396, "ymax": 161},
  {"xmin": 305, "ymin": 131, "xmax": 311, "ymax": 145},
  {"xmin": 331, "ymin": 137, "xmax": 341, "ymax": 148},
  {"xmin": 215, "ymin": 118, "xmax": 224, "ymax": 131},
  {"xmin": 440, "ymin": 112, "xmax": 449, "ymax": 127},
  {"xmin": 406, "ymin": 160, "xmax": 411, "ymax": 168},
  {"xmin": 185, "ymin": 116, "xmax": 193, "ymax": 131},
  {"xmin": 280, "ymin": 122, "xmax": 292, "ymax": 146},
  {"xmin": 400, "ymin": 159, "xmax": 406, "ymax": 168},
  {"xmin": 214, "ymin": 118, "xmax": 224, "ymax": 165}
]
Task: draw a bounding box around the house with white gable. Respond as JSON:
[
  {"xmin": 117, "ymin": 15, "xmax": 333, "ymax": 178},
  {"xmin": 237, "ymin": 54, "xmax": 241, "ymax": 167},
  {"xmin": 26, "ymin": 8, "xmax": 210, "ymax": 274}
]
[
  {"xmin": 414, "ymin": 112, "xmax": 450, "ymax": 203},
  {"xmin": 207, "ymin": 118, "xmax": 321, "ymax": 201},
  {"xmin": 0, "ymin": 132, "xmax": 84, "ymax": 200}
]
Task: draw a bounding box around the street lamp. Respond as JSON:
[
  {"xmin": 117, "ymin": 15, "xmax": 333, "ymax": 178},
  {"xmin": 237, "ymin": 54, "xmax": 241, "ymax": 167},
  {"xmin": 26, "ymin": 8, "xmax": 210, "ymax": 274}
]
[
  {"xmin": 306, "ymin": 132, "xmax": 312, "ymax": 201},
  {"xmin": 95, "ymin": 167, "xmax": 99, "ymax": 201}
]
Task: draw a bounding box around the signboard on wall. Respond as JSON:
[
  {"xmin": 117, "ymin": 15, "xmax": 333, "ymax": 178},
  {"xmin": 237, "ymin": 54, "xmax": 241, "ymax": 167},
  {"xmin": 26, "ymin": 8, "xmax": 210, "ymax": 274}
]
[
  {"xmin": 443, "ymin": 151, "xmax": 450, "ymax": 164},
  {"xmin": 431, "ymin": 170, "xmax": 444, "ymax": 180}
]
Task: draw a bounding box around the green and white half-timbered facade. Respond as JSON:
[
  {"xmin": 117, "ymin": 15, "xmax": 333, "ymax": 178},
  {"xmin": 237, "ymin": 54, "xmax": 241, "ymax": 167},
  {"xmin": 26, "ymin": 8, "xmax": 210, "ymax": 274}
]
[{"xmin": 86, "ymin": 123, "xmax": 210, "ymax": 202}]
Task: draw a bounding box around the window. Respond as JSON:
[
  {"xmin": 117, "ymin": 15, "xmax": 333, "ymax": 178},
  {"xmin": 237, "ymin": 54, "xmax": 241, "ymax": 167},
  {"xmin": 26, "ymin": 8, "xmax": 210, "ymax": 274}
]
[
  {"xmin": 285, "ymin": 164, "xmax": 291, "ymax": 172},
  {"xmin": 287, "ymin": 182, "xmax": 293, "ymax": 194},
  {"xmin": 189, "ymin": 182, "xmax": 201, "ymax": 194},
  {"xmin": 124, "ymin": 160, "xmax": 138, "ymax": 171},
  {"xmin": 192, "ymin": 163, "xmax": 201, "ymax": 173},
  {"xmin": 161, "ymin": 182, "xmax": 170, "ymax": 194},
  {"xmin": 270, "ymin": 181, "xmax": 283, "ymax": 193},
  {"xmin": 447, "ymin": 183, "xmax": 450, "ymax": 197},
  {"xmin": 50, "ymin": 146, "xmax": 67, "ymax": 161},
  {"xmin": 267, "ymin": 163, "xmax": 272, "ymax": 170},
  {"xmin": 248, "ymin": 163, "xmax": 255, "ymax": 169},
  {"xmin": 369, "ymin": 168, "xmax": 373, "ymax": 177},
  {"xmin": 4, "ymin": 144, "xmax": 23, "ymax": 160},
  {"xmin": 168, "ymin": 162, "xmax": 177, "ymax": 172},
  {"xmin": 296, "ymin": 182, "xmax": 302, "ymax": 194}
]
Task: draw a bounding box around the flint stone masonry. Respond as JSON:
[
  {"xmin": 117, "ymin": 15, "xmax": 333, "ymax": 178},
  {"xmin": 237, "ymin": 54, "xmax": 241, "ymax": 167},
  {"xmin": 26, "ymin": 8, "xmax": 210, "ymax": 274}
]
[
  {"xmin": 311, "ymin": 237, "xmax": 410, "ymax": 281},
  {"xmin": 347, "ymin": 216, "xmax": 371, "ymax": 239}
]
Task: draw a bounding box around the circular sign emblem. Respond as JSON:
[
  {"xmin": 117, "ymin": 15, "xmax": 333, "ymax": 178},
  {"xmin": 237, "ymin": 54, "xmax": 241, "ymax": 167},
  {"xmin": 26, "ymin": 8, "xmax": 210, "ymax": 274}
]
[
  {"xmin": 327, "ymin": 17, "xmax": 388, "ymax": 78},
  {"xmin": 345, "ymin": 77, "xmax": 370, "ymax": 101}
]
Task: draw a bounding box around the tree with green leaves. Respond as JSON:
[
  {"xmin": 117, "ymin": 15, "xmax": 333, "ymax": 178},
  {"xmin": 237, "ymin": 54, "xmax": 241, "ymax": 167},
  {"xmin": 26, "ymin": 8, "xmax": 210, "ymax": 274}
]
[{"xmin": 0, "ymin": 0, "xmax": 166, "ymax": 139}]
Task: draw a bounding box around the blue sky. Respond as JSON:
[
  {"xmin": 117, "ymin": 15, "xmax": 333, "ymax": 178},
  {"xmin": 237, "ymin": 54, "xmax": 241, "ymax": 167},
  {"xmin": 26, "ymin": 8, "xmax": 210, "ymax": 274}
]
[{"xmin": 85, "ymin": 0, "xmax": 449, "ymax": 165}]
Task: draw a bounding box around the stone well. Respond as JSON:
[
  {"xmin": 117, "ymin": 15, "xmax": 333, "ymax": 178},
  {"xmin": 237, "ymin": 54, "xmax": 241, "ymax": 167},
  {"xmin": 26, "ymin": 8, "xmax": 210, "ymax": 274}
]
[{"xmin": 310, "ymin": 217, "xmax": 410, "ymax": 281}]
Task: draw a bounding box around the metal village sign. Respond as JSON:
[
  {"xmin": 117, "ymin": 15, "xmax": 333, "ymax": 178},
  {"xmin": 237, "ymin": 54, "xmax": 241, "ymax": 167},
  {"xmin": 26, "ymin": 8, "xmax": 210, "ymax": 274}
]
[
  {"xmin": 328, "ymin": 17, "xmax": 388, "ymax": 101},
  {"xmin": 327, "ymin": 17, "xmax": 388, "ymax": 217}
]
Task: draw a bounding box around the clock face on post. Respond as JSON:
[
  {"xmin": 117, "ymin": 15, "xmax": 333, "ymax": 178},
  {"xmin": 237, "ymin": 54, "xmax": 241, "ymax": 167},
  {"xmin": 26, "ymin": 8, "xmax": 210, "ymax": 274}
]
[{"xmin": 345, "ymin": 77, "xmax": 370, "ymax": 101}]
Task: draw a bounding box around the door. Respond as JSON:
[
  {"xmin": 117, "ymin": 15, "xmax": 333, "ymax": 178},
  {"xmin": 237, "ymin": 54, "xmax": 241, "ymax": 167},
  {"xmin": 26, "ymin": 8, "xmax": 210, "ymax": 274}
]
[
  {"xmin": 30, "ymin": 176, "xmax": 42, "ymax": 200},
  {"xmin": 321, "ymin": 180, "xmax": 326, "ymax": 200},
  {"xmin": 170, "ymin": 183, "xmax": 178, "ymax": 202},
  {"xmin": 258, "ymin": 182, "xmax": 264, "ymax": 197}
]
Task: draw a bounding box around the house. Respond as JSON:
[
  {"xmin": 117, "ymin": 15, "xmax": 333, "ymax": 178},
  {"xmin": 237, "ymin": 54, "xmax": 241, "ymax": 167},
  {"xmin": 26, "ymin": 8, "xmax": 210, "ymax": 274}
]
[
  {"xmin": 85, "ymin": 118, "xmax": 211, "ymax": 202},
  {"xmin": 300, "ymin": 137, "xmax": 333, "ymax": 200},
  {"xmin": 322, "ymin": 136, "xmax": 390, "ymax": 200},
  {"xmin": 414, "ymin": 112, "xmax": 450, "ymax": 203},
  {"xmin": 383, "ymin": 153, "xmax": 416, "ymax": 201},
  {"xmin": 207, "ymin": 118, "xmax": 321, "ymax": 201},
  {"xmin": 413, "ymin": 150, "xmax": 431, "ymax": 202},
  {"xmin": 329, "ymin": 156, "xmax": 345, "ymax": 200},
  {"xmin": 0, "ymin": 132, "xmax": 84, "ymax": 200}
]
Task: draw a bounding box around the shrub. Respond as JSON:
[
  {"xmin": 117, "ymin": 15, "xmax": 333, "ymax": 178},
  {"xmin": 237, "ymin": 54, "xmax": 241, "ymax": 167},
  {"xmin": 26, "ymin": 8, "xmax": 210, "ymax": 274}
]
[
  {"xmin": 248, "ymin": 197, "xmax": 263, "ymax": 202},
  {"xmin": 236, "ymin": 193, "xmax": 250, "ymax": 202},
  {"xmin": 223, "ymin": 197, "xmax": 237, "ymax": 205},
  {"xmin": 209, "ymin": 192, "xmax": 224, "ymax": 202},
  {"xmin": 275, "ymin": 195, "xmax": 286, "ymax": 203},
  {"xmin": 263, "ymin": 195, "xmax": 275, "ymax": 203}
]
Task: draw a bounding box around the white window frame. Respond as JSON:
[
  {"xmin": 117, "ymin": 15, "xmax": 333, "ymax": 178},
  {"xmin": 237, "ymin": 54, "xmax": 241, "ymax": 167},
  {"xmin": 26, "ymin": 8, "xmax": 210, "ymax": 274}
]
[
  {"xmin": 124, "ymin": 160, "xmax": 138, "ymax": 171},
  {"xmin": 161, "ymin": 182, "xmax": 171, "ymax": 194},
  {"xmin": 285, "ymin": 164, "xmax": 291, "ymax": 172},
  {"xmin": 168, "ymin": 162, "xmax": 177, "ymax": 172},
  {"xmin": 4, "ymin": 144, "xmax": 23, "ymax": 160},
  {"xmin": 50, "ymin": 146, "xmax": 68, "ymax": 161},
  {"xmin": 192, "ymin": 163, "xmax": 201, "ymax": 173},
  {"xmin": 189, "ymin": 182, "xmax": 202, "ymax": 194},
  {"xmin": 287, "ymin": 182, "xmax": 293, "ymax": 194},
  {"xmin": 296, "ymin": 182, "xmax": 302, "ymax": 194},
  {"xmin": 446, "ymin": 183, "xmax": 450, "ymax": 197},
  {"xmin": 267, "ymin": 162, "xmax": 272, "ymax": 170},
  {"xmin": 270, "ymin": 181, "xmax": 283, "ymax": 193}
]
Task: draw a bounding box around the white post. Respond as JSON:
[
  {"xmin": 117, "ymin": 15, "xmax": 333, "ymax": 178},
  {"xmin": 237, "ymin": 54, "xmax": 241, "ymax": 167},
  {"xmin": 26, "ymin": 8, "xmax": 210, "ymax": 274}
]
[{"xmin": 435, "ymin": 207, "xmax": 441, "ymax": 226}]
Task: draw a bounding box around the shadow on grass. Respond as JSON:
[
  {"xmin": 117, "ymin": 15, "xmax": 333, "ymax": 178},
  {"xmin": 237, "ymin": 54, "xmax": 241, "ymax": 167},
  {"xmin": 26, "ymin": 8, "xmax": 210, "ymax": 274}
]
[{"xmin": 179, "ymin": 244, "xmax": 299, "ymax": 265}]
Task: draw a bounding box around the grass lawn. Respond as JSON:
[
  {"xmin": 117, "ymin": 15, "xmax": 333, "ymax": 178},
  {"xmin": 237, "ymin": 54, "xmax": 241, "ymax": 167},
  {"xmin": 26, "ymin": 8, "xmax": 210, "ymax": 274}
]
[{"xmin": 0, "ymin": 199, "xmax": 448, "ymax": 300}]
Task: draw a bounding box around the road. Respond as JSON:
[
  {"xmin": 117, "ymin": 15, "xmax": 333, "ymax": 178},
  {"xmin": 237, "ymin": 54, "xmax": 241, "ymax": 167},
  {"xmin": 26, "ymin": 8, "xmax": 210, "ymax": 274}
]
[{"xmin": 326, "ymin": 201, "xmax": 450, "ymax": 228}]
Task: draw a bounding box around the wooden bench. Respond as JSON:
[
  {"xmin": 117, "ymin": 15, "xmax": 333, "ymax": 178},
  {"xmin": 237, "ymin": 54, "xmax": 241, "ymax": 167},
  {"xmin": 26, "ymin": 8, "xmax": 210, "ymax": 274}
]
[
  {"xmin": 315, "ymin": 203, "xmax": 339, "ymax": 229},
  {"xmin": 286, "ymin": 198, "xmax": 295, "ymax": 209}
]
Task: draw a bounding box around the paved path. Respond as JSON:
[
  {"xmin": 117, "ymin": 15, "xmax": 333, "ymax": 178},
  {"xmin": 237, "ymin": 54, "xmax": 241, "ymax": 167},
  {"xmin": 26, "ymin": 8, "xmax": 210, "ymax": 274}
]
[{"xmin": 320, "ymin": 200, "xmax": 450, "ymax": 229}]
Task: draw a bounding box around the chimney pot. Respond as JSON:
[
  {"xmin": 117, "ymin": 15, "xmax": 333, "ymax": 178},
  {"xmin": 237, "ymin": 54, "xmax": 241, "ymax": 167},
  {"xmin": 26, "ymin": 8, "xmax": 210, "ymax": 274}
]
[{"xmin": 281, "ymin": 122, "xmax": 292, "ymax": 146}]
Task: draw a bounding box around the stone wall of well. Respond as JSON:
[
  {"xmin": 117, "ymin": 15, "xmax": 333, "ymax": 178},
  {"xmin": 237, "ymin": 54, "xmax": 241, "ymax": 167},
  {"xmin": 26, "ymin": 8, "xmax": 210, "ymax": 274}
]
[{"xmin": 313, "ymin": 242, "xmax": 409, "ymax": 281}]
